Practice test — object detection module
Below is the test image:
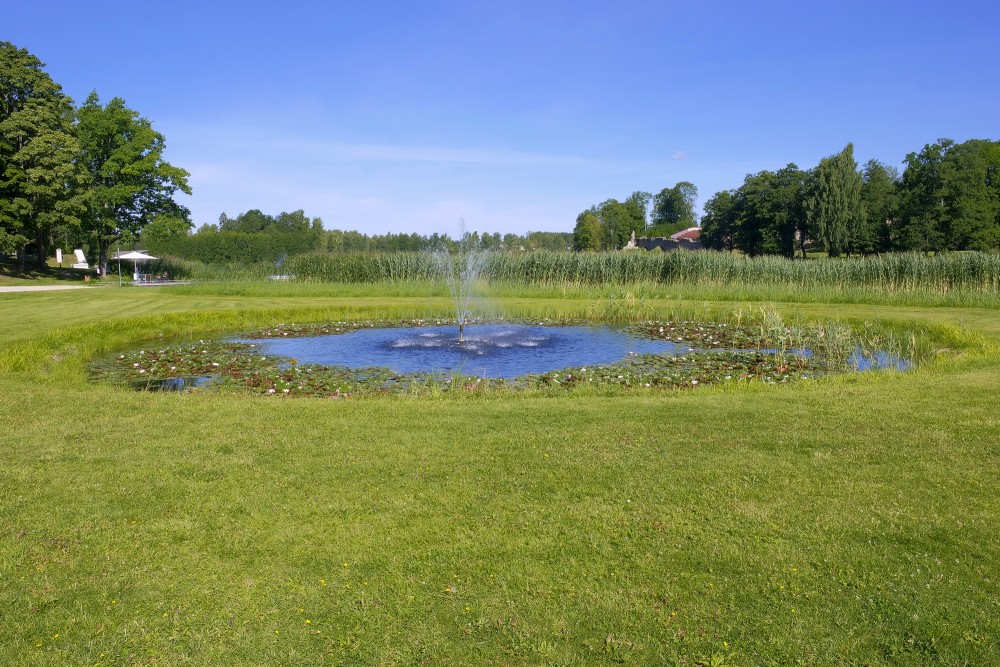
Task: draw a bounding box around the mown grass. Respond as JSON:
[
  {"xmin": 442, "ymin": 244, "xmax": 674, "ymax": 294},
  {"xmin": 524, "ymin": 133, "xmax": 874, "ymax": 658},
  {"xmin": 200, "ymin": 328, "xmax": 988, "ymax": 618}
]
[{"xmin": 1, "ymin": 283, "xmax": 998, "ymax": 665}]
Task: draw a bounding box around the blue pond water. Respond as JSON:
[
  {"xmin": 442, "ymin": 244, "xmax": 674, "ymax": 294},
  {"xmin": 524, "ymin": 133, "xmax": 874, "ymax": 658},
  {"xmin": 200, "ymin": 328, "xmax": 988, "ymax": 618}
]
[
  {"xmin": 238, "ymin": 324, "xmax": 688, "ymax": 379},
  {"xmin": 849, "ymin": 349, "xmax": 910, "ymax": 371}
]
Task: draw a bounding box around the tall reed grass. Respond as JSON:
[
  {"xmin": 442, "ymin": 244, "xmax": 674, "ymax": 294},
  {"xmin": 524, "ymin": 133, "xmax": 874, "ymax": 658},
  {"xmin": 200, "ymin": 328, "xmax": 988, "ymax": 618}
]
[{"xmin": 169, "ymin": 250, "xmax": 1000, "ymax": 295}]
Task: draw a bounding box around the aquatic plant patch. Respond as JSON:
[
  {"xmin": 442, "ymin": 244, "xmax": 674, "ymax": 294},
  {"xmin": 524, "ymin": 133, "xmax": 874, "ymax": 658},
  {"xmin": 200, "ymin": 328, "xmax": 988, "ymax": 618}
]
[{"xmin": 533, "ymin": 349, "xmax": 825, "ymax": 389}]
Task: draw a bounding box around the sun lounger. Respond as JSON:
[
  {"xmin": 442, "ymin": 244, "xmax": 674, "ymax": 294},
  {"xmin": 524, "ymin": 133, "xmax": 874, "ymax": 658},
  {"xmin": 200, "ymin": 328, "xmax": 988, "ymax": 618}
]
[{"xmin": 71, "ymin": 249, "xmax": 89, "ymax": 269}]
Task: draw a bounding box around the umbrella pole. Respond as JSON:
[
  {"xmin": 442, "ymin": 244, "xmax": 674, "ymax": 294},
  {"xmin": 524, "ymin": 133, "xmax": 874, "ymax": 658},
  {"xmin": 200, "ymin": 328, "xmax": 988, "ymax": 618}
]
[{"xmin": 117, "ymin": 245, "xmax": 122, "ymax": 287}]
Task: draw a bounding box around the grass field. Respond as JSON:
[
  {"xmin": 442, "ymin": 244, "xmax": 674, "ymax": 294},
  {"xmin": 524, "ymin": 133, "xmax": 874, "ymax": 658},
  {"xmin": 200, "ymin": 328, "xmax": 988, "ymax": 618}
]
[{"xmin": 1, "ymin": 282, "xmax": 998, "ymax": 665}]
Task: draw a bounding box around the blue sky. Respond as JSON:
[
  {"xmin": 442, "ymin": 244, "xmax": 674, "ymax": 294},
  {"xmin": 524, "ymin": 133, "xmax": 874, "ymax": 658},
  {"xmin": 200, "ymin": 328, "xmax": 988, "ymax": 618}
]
[{"xmin": 7, "ymin": 1, "xmax": 999, "ymax": 235}]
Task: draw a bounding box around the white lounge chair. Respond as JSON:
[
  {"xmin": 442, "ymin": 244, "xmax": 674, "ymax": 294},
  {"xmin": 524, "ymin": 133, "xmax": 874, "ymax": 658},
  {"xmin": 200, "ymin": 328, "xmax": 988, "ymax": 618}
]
[{"xmin": 71, "ymin": 249, "xmax": 89, "ymax": 269}]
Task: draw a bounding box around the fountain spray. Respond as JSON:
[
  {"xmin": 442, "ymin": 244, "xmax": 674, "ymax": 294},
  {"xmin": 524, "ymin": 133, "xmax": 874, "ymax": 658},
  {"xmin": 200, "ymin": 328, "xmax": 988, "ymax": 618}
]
[{"xmin": 433, "ymin": 221, "xmax": 489, "ymax": 343}]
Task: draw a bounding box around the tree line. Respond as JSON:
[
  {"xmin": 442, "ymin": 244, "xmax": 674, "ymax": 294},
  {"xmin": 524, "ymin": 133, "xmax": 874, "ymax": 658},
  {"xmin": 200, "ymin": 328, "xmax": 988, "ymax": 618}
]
[
  {"xmin": 0, "ymin": 42, "xmax": 190, "ymax": 275},
  {"xmin": 147, "ymin": 208, "xmax": 573, "ymax": 263},
  {"xmin": 319, "ymin": 229, "xmax": 572, "ymax": 253},
  {"xmin": 700, "ymin": 140, "xmax": 1000, "ymax": 257},
  {"xmin": 575, "ymin": 140, "xmax": 1000, "ymax": 257}
]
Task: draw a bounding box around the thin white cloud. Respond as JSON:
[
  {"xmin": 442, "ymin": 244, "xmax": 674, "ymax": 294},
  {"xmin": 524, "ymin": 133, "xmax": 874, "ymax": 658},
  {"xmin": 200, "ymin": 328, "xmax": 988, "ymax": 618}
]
[
  {"xmin": 672, "ymin": 150, "xmax": 688, "ymax": 160},
  {"xmin": 166, "ymin": 120, "xmax": 589, "ymax": 167},
  {"xmin": 326, "ymin": 142, "xmax": 588, "ymax": 166}
]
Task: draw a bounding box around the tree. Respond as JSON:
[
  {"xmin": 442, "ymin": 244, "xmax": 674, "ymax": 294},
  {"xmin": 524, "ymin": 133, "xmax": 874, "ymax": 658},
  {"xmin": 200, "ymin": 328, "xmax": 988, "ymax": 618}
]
[
  {"xmin": 859, "ymin": 159, "xmax": 899, "ymax": 253},
  {"xmin": 623, "ymin": 190, "xmax": 652, "ymax": 234},
  {"xmin": 572, "ymin": 209, "xmax": 602, "ymax": 251},
  {"xmin": 141, "ymin": 211, "xmax": 192, "ymax": 252},
  {"xmin": 936, "ymin": 139, "xmax": 1000, "ymax": 250},
  {"xmin": 275, "ymin": 209, "xmax": 311, "ymax": 234},
  {"xmin": 597, "ymin": 199, "xmax": 633, "ymax": 250},
  {"xmin": 224, "ymin": 209, "xmax": 272, "ymax": 233},
  {"xmin": 730, "ymin": 164, "xmax": 805, "ymax": 257},
  {"xmin": 805, "ymin": 144, "xmax": 862, "ymax": 257},
  {"xmin": 699, "ymin": 189, "xmax": 736, "ymax": 251},
  {"xmin": 0, "ymin": 42, "xmax": 85, "ymax": 269},
  {"xmin": 650, "ymin": 181, "xmax": 698, "ymax": 236},
  {"xmin": 76, "ymin": 92, "xmax": 191, "ymax": 275},
  {"xmin": 897, "ymin": 139, "xmax": 950, "ymax": 253}
]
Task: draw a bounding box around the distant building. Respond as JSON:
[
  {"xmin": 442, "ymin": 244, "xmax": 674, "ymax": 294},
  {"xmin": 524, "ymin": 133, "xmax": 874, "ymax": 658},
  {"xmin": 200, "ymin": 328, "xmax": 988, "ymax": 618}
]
[
  {"xmin": 669, "ymin": 227, "xmax": 701, "ymax": 242},
  {"xmin": 629, "ymin": 227, "xmax": 703, "ymax": 252}
]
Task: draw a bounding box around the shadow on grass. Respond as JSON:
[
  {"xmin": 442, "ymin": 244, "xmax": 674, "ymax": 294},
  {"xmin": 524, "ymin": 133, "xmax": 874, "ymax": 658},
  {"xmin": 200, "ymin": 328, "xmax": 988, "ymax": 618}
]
[{"xmin": 0, "ymin": 255, "xmax": 95, "ymax": 283}]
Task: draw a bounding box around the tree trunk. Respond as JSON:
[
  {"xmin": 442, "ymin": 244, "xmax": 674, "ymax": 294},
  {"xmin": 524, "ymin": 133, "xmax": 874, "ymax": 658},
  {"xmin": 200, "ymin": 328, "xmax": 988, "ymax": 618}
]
[
  {"xmin": 99, "ymin": 240, "xmax": 110, "ymax": 277},
  {"xmin": 35, "ymin": 228, "xmax": 48, "ymax": 271}
]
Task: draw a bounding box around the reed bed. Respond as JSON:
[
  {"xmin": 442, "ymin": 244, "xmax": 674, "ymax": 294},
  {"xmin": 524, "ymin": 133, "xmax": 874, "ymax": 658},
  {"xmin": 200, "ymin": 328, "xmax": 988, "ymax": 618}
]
[{"xmin": 168, "ymin": 250, "xmax": 1000, "ymax": 295}]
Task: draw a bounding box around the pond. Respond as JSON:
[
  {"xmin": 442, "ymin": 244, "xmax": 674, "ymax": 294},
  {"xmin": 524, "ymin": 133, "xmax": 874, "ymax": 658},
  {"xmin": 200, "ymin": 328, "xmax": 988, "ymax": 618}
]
[
  {"xmin": 93, "ymin": 319, "xmax": 911, "ymax": 396},
  {"xmin": 232, "ymin": 324, "xmax": 689, "ymax": 379}
]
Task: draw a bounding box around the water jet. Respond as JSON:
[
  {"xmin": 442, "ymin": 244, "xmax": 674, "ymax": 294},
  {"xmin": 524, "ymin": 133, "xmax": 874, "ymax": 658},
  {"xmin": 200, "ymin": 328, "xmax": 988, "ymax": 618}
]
[{"xmin": 433, "ymin": 224, "xmax": 489, "ymax": 343}]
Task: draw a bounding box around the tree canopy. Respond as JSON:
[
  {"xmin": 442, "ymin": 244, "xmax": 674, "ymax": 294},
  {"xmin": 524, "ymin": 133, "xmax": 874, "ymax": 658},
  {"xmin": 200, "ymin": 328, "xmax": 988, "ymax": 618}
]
[
  {"xmin": 0, "ymin": 42, "xmax": 191, "ymax": 274},
  {"xmin": 649, "ymin": 182, "xmax": 698, "ymax": 236},
  {"xmin": 698, "ymin": 138, "xmax": 1000, "ymax": 256},
  {"xmin": 0, "ymin": 42, "xmax": 85, "ymax": 269}
]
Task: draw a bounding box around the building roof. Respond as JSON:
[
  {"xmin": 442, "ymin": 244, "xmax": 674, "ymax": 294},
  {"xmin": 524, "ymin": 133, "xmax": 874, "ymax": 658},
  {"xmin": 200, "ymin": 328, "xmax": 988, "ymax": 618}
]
[{"xmin": 670, "ymin": 227, "xmax": 701, "ymax": 241}]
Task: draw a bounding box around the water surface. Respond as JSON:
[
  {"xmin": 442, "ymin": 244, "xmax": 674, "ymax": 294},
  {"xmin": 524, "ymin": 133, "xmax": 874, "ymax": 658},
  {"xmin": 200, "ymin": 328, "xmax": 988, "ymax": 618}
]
[{"xmin": 238, "ymin": 324, "xmax": 687, "ymax": 378}]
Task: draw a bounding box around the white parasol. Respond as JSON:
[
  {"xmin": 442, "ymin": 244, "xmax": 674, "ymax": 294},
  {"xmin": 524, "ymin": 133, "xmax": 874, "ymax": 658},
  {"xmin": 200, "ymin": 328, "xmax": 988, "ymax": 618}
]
[{"xmin": 112, "ymin": 250, "xmax": 158, "ymax": 282}]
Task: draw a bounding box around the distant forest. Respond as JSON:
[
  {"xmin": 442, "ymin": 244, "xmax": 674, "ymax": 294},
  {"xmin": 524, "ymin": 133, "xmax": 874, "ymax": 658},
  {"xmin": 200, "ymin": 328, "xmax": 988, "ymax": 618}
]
[
  {"xmin": 143, "ymin": 209, "xmax": 573, "ymax": 264},
  {"xmin": 575, "ymin": 140, "xmax": 1000, "ymax": 257}
]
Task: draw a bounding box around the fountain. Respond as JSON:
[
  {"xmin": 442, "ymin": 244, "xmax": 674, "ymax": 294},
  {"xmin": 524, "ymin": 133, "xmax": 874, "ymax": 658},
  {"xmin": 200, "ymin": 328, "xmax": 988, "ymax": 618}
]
[{"xmin": 432, "ymin": 224, "xmax": 489, "ymax": 343}]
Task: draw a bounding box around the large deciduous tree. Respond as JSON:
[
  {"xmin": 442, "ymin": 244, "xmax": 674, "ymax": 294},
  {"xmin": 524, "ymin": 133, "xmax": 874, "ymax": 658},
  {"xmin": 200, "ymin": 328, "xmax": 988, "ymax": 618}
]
[
  {"xmin": 906, "ymin": 139, "xmax": 1000, "ymax": 251},
  {"xmin": 859, "ymin": 159, "xmax": 899, "ymax": 254},
  {"xmin": 699, "ymin": 189, "xmax": 736, "ymax": 251},
  {"xmin": 650, "ymin": 181, "xmax": 698, "ymax": 236},
  {"xmin": 76, "ymin": 92, "xmax": 190, "ymax": 275},
  {"xmin": 943, "ymin": 140, "xmax": 1000, "ymax": 250},
  {"xmin": 730, "ymin": 164, "xmax": 806, "ymax": 258},
  {"xmin": 572, "ymin": 209, "xmax": 603, "ymax": 251},
  {"xmin": 0, "ymin": 42, "xmax": 85, "ymax": 269},
  {"xmin": 598, "ymin": 198, "xmax": 636, "ymax": 250}
]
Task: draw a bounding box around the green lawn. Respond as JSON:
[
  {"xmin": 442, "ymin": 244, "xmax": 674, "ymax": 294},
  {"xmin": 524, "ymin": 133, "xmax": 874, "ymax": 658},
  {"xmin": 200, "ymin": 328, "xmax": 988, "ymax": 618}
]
[{"xmin": 1, "ymin": 285, "xmax": 998, "ymax": 665}]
